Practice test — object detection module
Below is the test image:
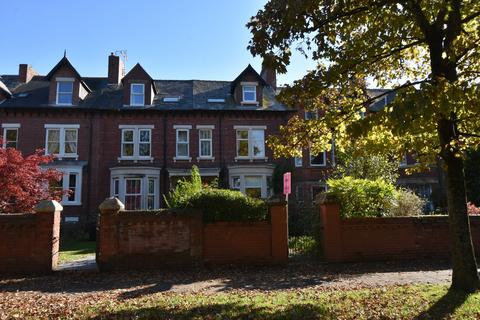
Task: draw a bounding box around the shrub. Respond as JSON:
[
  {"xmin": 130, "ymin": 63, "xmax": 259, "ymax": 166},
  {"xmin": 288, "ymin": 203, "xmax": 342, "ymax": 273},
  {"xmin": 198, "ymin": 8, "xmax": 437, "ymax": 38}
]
[
  {"xmin": 165, "ymin": 166, "xmax": 268, "ymax": 223},
  {"xmin": 185, "ymin": 188, "xmax": 268, "ymax": 223},
  {"xmin": 326, "ymin": 177, "xmax": 396, "ymax": 218},
  {"xmin": 163, "ymin": 165, "xmax": 202, "ymax": 208},
  {"xmin": 389, "ymin": 189, "xmax": 425, "ymax": 217}
]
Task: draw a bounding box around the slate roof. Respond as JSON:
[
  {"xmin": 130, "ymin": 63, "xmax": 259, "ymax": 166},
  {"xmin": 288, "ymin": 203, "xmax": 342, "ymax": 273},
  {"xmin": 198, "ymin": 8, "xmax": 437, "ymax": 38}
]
[{"xmin": 0, "ymin": 74, "xmax": 291, "ymax": 112}]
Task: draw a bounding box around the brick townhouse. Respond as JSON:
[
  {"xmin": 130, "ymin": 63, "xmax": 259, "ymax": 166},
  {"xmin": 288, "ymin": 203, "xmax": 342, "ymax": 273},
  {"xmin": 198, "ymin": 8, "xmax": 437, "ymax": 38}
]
[{"xmin": 0, "ymin": 53, "xmax": 441, "ymax": 228}]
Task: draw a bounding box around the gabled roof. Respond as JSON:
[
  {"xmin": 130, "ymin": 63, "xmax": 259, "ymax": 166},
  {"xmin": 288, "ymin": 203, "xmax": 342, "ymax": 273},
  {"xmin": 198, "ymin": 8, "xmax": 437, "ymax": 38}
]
[
  {"xmin": 122, "ymin": 63, "xmax": 158, "ymax": 94},
  {"xmin": 45, "ymin": 56, "xmax": 91, "ymax": 92},
  {"xmin": 230, "ymin": 64, "xmax": 267, "ymax": 93}
]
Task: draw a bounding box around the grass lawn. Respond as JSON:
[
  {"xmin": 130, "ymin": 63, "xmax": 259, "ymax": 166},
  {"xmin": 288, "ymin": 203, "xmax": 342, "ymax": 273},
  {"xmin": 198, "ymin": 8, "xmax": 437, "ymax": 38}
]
[
  {"xmin": 79, "ymin": 284, "xmax": 480, "ymax": 319},
  {"xmin": 58, "ymin": 239, "xmax": 96, "ymax": 264}
]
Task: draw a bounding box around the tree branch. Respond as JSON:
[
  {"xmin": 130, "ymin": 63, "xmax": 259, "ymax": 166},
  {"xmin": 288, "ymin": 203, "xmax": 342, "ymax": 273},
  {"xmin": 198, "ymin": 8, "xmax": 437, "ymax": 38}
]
[{"xmin": 458, "ymin": 131, "xmax": 480, "ymax": 139}]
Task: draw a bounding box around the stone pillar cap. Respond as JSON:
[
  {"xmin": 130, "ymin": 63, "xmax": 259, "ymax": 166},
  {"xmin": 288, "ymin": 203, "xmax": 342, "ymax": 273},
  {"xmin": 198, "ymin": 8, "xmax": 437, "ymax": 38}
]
[
  {"xmin": 99, "ymin": 197, "xmax": 125, "ymax": 212},
  {"xmin": 34, "ymin": 200, "xmax": 63, "ymax": 213}
]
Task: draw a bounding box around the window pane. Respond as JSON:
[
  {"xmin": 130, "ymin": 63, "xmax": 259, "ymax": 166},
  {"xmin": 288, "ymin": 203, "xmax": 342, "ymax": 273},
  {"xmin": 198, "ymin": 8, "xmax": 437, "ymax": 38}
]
[
  {"xmin": 113, "ymin": 179, "xmax": 119, "ymax": 196},
  {"xmin": 139, "ymin": 143, "xmax": 150, "ymax": 156},
  {"xmin": 123, "ymin": 130, "xmax": 134, "ymax": 142},
  {"xmin": 47, "ymin": 129, "xmax": 60, "ymax": 142},
  {"xmin": 68, "ymin": 173, "xmax": 77, "ymax": 201},
  {"xmin": 48, "ymin": 142, "xmax": 60, "ymax": 154},
  {"xmin": 147, "ymin": 195, "xmax": 155, "ymax": 210},
  {"xmin": 245, "ymin": 176, "xmax": 262, "ymax": 187},
  {"xmin": 148, "ymin": 179, "xmax": 155, "ymax": 194},
  {"xmin": 126, "ymin": 179, "xmax": 141, "ymax": 194},
  {"xmin": 131, "ymin": 84, "xmax": 144, "ymax": 94},
  {"xmin": 243, "ymin": 85, "xmax": 256, "ymax": 102},
  {"xmin": 6, "ymin": 129, "xmax": 17, "ymax": 141},
  {"xmin": 237, "ymin": 130, "xmax": 248, "ymax": 139},
  {"xmin": 177, "ymin": 130, "xmax": 188, "ymax": 142},
  {"xmin": 237, "ymin": 140, "xmax": 248, "ymax": 156},
  {"xmin": 125, "ymin": 195, "xmax": 141, "ymax": 210},
  {"xmin": 231, "ymin": 177, "xmax": 241, "ymax": 190},
  {"xmin": 122, "ymin": 143, "xmax": 134, "ymax": 156},
  {"xmin": 65, "ymin": 142, "xmax": 77, "ymax": 154},
  {"xmin": 311, "ymin": 152, "xmax": 326, "ymax": 165},
  {"xmin": 131, "ymin": 94, "xmax": 144, "ymax": 105},
  {"xmin": 199, "ymin": 129, "xmax": 211, "ymax": 139},
  {"xmin": 251, "ymin": 130, "xmax": 265, "ymax": 157},
  {"xmin": 57, "ymin": 93, "xmax": 72, "ymax": 105},
  {"xmin": 200, "ymin": 140, "xmax": 211, "ymax": 156},
  {"xmin": 65, "ymin": 129, "xmax": 77, "ymax": 142},
  {"xmin": 139, "ymin": 130, "xmax": 150, "ymax": 142},
  {"xmin": 177, "ymin": 143, "xmax": 188, "ymax": 157},
  {"xmin": 245, "ymin": 187, "xmax": 261, "ymax": 198},
  {"xmin": 58, "ymin": 82, "xmax": 73, "ymax": 93}
]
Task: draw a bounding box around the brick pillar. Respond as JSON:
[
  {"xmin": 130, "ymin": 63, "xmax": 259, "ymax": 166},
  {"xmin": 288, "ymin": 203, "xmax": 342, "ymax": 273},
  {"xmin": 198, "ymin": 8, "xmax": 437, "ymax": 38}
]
[
  {"xmin": 34, "ymin": 200, "xmax": 62, "ymax": 272},
  {"xmin": 318, "ymin": 195, "xmax": 343, "ymax": 262},
  {"xmin": 97, "ymin": 197, "xmax": 124, "ymax": 271},
  {"xmin": 269, "ymin": 200, "xmax": 288, "ymax": 264}
]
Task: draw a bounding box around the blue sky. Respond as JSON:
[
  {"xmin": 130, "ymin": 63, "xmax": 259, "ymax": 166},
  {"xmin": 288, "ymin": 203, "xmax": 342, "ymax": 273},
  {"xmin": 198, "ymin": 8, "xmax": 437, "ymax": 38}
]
[{"xmin": 1, "ymin": 0, "xmax": 314, "ymax": 85}]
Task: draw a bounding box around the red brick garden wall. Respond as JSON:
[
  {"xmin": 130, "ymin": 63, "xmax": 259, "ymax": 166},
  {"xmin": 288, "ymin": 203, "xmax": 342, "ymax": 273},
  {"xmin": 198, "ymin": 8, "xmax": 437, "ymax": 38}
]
[
  {"xmin": 96, "ymin": 199, "xmax": 288, "ymax": 271},
  {"xmin": 320, "ymin": 202, "xmax": 480, "ymax": 262},
  {"xmin": 0, "ymin": 201, "xmax": 61, "ymax": 275}
]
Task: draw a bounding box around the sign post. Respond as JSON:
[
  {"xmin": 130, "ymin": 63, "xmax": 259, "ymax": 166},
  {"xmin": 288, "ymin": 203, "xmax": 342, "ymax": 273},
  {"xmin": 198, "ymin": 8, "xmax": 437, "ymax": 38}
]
[{"xmin": 283, "ymin": 172, "xmax": 291, "ymax": 202}]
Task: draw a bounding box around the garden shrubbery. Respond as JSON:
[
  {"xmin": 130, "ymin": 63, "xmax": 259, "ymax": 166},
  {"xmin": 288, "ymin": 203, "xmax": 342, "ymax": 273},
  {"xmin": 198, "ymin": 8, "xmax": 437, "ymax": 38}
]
[
  {"xmin": 164, "ymin": 166, "xmax": 268, "ymax": 223},
  {"xmin": 326, "ymin": 177, "xmax": 425, "ymax": 218}
]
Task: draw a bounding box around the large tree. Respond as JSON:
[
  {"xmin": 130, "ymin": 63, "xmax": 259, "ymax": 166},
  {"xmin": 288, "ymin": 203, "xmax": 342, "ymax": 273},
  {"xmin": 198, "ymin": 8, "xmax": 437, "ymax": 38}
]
[{"xmin": 248, "ymin": 0, "xmax": 480, "ymax": 291}]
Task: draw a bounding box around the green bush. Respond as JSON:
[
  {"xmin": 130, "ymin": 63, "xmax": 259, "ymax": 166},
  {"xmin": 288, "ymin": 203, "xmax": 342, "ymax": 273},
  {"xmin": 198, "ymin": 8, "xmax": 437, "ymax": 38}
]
[
  {"xmin": 185, "ymin": 188, "xmax": 268, "ymax": 223},
  {"xmin": 326, "ymin": 177, "xmax": 396, "ymax": 218},
  {"xmin": 389, "ymin": 189, "xmax": 425, "ymax": 217},
  {"xmin": 165, "ymin": 166, "xmax": 268, "ymax": 223},
  {"xmin": 163, "ymin": 165, "xmax": 202, "ymax": 208}
]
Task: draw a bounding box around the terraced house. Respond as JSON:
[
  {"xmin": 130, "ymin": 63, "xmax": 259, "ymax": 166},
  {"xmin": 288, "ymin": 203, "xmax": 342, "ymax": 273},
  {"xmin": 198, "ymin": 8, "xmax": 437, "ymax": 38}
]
[
  {"xmin": 0, "ymin": 53, "xmax": 299, "ymax": 226},
  {"xmin": 0, "ymin": 53, "xmax": 441, "ymax": 228}
]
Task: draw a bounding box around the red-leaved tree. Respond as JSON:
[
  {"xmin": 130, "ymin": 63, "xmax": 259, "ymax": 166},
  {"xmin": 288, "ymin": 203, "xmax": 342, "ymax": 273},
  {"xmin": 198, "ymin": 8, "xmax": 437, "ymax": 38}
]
[{"xmin": 0, "ymin": 146, "xmax": 63, "ymax": 213}]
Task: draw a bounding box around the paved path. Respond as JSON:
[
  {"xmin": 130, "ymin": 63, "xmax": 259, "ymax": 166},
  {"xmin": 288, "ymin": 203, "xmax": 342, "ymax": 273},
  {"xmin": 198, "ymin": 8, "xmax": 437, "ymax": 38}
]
[{"xmin": 57, "ymin": 255, "xmax": 97, "ymax": 272}]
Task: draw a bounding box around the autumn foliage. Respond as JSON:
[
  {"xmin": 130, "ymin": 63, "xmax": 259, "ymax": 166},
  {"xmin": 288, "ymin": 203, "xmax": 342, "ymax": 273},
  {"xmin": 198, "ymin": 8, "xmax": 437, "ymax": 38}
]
[{"xmin": 0, "ymin": 146, "xmax": 62, "ymax": 213}]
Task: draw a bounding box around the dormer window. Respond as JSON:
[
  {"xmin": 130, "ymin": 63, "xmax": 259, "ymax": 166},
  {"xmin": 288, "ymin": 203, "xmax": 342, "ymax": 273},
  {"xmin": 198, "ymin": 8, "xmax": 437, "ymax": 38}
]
[
  {"xmin": 130, "ymin": 83, "xmax": 145, "ymax": 106},
  {"xmin": 56, "ymin": 80, "xmax": 73, "ymax": 105},
  {"xmin": 242, "ymin": 84, "xmax": 257, "ymax": 103}
]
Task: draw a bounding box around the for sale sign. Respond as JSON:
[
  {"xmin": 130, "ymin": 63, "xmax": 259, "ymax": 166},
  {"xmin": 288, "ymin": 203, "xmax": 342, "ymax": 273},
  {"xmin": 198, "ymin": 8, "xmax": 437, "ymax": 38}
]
[{"xmin": 283, "ymin": 172, "xmax": 291, "ymax": 196}]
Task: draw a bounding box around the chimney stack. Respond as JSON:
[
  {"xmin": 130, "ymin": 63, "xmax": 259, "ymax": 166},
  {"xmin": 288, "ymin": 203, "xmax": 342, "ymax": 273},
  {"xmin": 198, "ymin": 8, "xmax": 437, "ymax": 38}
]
[
  {"xmin": 19, "ymin": 64, "xmax": 38, "ymax": 83},
  {"xmin": 108, "ymin": 53, "xmax": 124, "ymax": 85},
  {"xmin": 260, "ymin": 59, "xmax": 276, "ymax": 91}
]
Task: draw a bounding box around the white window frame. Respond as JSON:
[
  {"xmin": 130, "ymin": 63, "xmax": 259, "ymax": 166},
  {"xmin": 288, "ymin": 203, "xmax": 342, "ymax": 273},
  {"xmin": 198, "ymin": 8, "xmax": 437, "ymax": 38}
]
[
  {"xmin": 310, "ymin": 150, "xmax": 327, "ymax": 167},
  {"xmin": 110, "ymin": 167, "xmax": 160, "ymax": 210},
  {"xmin": 197, "ymin": 125, "xmax": 214, "ymax": 159},
  {"xmin": 44, "ymin": 124, "xmax": 79, "ymax": 159},
  {"xmin": 228, "ymin": 165, "xmax": 273, "ymax": 199},
  {"xmin": 130, "ymin": 83, "xmax": 145, "ymax": 106},
  {"xmin": 174, "ymin": 125, "xmax": 191, "ymax": 160},
  {"xmin": 241, "ymin": 83, "xmax": 257, "ymax": 103},
  {"xmin": 56, "ymin": 79, "xmax": 74, "ymax": 106},
  {"xmin": 234, "ymin": 126, "xmax": 267, "ymax": 160},
  {"xmin": 118, "ymin": 125, "xmax": 153, "ymax": 160},
  {"xmin": 2, "ymin": 123, "xmax": 20, "ymax": 148},
  {"xmin": 51, "ymin": 166, "xmax": 83, "ymax": 206}
]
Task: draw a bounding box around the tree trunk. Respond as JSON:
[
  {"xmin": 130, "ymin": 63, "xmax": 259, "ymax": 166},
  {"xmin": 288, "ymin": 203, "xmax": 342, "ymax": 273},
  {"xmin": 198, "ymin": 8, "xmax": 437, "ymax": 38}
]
[{"xmin": 439, "ymin": 119, "xmax": 480, "ymax": 292}]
